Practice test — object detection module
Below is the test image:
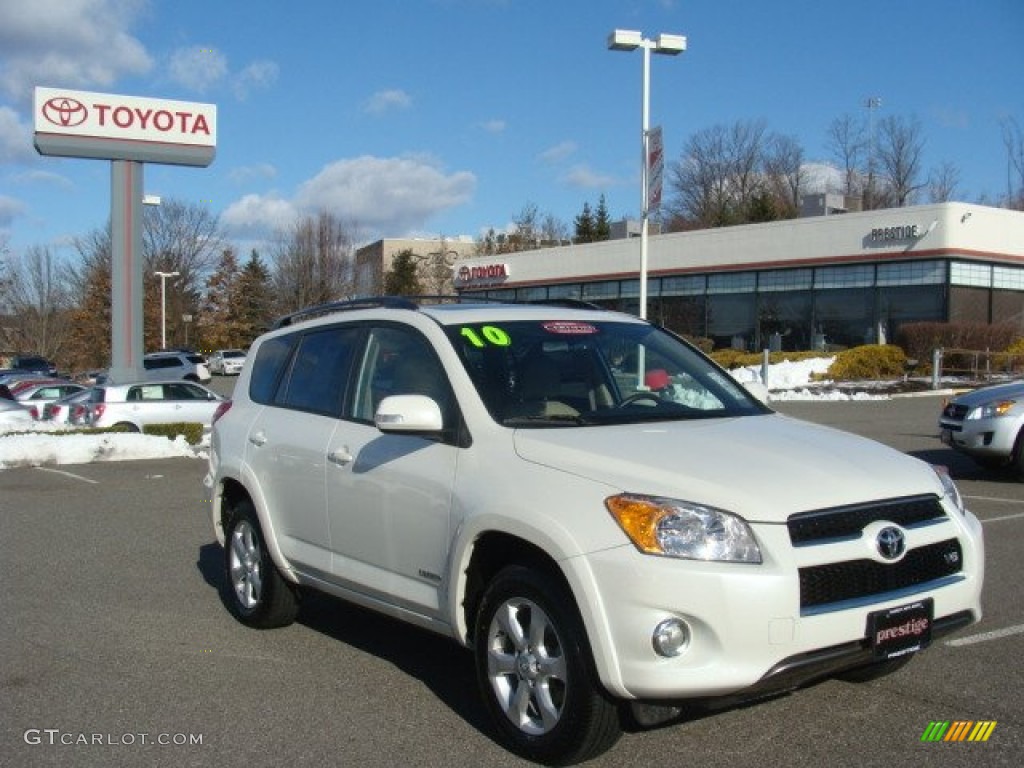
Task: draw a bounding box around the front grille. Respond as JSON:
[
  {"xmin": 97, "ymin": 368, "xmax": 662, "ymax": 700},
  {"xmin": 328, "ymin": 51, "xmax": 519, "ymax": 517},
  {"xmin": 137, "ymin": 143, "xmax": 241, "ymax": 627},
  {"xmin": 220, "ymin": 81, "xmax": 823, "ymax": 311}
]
[
  {"xmin": 799, "ymin": 538, "xmax": 963, "ymax": 611},
  {"xmin": 787, "ymin": 495, "xmax": 946, "ymax": 546},
  {"xmin": 942, "ymin": 403, "xmax": 968, "ymax": 420}
]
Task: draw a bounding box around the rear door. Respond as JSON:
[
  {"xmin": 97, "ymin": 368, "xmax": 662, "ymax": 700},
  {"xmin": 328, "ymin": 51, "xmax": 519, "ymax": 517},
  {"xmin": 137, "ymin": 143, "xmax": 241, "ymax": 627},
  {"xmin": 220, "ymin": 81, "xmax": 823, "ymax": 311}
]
[{"xmin": 243, "ymin": 326, "xmax": 362, "ymax": 575}]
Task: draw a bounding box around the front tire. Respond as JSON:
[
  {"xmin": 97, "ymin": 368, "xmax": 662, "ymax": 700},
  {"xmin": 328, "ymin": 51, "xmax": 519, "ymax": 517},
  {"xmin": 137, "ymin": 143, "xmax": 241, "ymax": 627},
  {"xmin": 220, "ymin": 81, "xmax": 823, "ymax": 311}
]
[
  {"xmin": 474, "ymin": 565, "xmax": 620, "ymax": 765},
  {"xmin": 223, "ymin": 499, "xmax": 298, "ymax": 628}
]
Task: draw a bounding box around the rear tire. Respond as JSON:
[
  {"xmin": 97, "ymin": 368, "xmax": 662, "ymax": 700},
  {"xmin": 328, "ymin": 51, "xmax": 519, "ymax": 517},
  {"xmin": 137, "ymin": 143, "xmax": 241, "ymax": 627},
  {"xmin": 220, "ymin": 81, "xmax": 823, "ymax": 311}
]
[
  {"xmin": 474, "ymin": 565, "xmax": 621, "ymax": 765},
  {"xmin": 223, "ymin": 499, "xmax": 298, "ymax": 628}
]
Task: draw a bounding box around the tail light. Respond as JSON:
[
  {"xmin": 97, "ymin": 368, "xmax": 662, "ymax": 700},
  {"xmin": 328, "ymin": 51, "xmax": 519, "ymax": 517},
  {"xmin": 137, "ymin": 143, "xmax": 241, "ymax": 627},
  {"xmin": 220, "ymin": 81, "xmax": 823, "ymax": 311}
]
[
  {"xmin": 30, "ymin": 405, "xmax": 39, "ymax": 419},
  {"xmin": 212, "ymin": 400, "xmax": 233, "ymax": 425}
]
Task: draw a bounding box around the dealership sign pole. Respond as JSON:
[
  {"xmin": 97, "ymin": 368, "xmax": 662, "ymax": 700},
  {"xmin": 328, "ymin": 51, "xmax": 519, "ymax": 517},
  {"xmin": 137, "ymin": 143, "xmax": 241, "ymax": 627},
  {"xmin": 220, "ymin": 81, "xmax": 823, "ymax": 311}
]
[{"xmin": 33, "ymin": 87, "xmax": 216, "ymax": 383}]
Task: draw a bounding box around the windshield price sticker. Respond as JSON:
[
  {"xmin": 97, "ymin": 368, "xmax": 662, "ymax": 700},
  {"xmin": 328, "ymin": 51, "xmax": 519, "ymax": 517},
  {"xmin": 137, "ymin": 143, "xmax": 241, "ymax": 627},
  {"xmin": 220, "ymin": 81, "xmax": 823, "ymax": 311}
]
[
  {"xmin": 461, "ymin": 326, "xmax": 511, "ymax": 348},
  {"xmin": 542, "ymin": 322, "xmax": 598, "ymax": 335}
]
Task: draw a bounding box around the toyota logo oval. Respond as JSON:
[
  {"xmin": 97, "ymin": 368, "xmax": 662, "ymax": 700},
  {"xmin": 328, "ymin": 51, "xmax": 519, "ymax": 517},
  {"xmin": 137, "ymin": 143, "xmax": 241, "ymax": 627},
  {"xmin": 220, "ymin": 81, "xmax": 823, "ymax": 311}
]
[
  {"xmin": 876, "ymin": 526, "xmax": 906, "ymax": 560},
  {"xmin": 42, "ymin": 97, "xmax": 88, "ymax": 128}
]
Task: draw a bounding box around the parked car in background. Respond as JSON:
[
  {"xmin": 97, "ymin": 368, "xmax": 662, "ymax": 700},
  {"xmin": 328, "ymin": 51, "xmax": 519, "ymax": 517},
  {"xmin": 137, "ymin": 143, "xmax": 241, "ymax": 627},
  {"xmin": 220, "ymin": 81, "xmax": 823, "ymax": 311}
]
[
  {"xmin": 208, "ymin": 349, "xmax": 247, "ymax": 376},
  {"xmin": 41, "ymin": 388, "xmax": 94, "ymax": 426},
  {"xmin": 0, "ymin": 397, "xmax": 35, "ymax": 428},
  {"xmin": 142, "ymin": 351, "xmax": 212, "ymax": 383},
  {"xmin": 13, "ymin": 380, "xmax": 87, "ymax": 420},
  {"xmin": 86, "ymin": 380, "xmax": 225, "ymax": 432},
  {"xmin": 939, "ymin": 380, "xmax": 1024, "ymax": 477},
  {"xmin": 0, "ymin": 354, "xmax": 58, "ymax": 377}
]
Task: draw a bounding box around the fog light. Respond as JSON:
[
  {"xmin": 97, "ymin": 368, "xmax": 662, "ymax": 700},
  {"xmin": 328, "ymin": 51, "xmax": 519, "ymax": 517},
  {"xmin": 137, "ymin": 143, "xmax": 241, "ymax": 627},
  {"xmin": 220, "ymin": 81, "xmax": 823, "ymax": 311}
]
[{"xmin": 652, "ymin": 618, "xmax": 690, "ymax": 657}]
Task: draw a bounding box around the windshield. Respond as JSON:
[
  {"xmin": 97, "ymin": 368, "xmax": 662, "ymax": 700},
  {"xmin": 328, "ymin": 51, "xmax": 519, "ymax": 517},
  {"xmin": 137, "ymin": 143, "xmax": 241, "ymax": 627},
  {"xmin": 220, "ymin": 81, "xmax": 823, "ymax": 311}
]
[{"xmin": 446, "ymin": 319, "xmax": 769, "ymax": 427}]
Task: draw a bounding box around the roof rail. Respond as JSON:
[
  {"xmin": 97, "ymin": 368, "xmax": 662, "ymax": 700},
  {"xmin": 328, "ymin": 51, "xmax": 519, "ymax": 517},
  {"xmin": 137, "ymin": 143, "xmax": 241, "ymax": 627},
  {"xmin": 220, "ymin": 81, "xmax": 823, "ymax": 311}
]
[
  {"xmin": 271, "ymin": 295, "xmax": 497, "ymax": 329},
  {"xmin": 523, "ymin": 298, "xmax": 606, "ymax": 311}
]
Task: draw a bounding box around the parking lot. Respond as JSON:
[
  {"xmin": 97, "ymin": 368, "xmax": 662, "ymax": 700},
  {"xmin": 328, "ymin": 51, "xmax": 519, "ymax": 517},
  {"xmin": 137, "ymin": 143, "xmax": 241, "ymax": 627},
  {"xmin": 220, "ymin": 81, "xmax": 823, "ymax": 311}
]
[{"xmin": 1, "ymin": 393, "xmax": 1020, "ymax": 766}]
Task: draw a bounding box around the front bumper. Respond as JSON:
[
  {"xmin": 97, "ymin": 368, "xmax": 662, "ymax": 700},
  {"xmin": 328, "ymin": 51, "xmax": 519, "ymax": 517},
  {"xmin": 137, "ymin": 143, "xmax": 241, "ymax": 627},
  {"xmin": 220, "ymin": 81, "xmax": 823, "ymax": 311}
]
[
  {"xmin": 574, "ymin": 508, "xmax": 984, "ymax": 701},
  {"xmin": 939, "ymin": 416, "xmax": 1018, "ymax": 459}
]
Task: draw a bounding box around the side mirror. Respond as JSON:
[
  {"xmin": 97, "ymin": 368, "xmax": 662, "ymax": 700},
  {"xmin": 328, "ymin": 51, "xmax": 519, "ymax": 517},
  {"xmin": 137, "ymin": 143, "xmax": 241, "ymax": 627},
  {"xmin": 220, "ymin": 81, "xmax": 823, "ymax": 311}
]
[{"xmin": 375, "ymin": 394, "xmax": 444, "ymax": 434}]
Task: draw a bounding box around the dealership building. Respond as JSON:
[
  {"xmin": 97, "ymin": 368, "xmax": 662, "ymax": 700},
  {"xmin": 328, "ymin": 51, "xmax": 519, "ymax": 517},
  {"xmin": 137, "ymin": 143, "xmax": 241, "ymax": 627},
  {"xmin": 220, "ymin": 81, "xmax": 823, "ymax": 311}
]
[{"xmin": 452, "ymin": 201, "xmax": 1024, "ymax": 352}]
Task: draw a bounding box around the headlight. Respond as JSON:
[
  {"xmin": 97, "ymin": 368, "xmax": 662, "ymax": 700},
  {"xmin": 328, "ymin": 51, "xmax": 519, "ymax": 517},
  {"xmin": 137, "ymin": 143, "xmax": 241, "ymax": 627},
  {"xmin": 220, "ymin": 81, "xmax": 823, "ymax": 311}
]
[
  {"xmin": 967, "ymin": 400, "xmax": 1015, "ymax": 419},
  {"xmin": 932, "ymin": 465, "xmax": 966, "ymax": 516},
  {"xmin": 605, "ymin": 494, "xmax": 762, "ymax": 563}
]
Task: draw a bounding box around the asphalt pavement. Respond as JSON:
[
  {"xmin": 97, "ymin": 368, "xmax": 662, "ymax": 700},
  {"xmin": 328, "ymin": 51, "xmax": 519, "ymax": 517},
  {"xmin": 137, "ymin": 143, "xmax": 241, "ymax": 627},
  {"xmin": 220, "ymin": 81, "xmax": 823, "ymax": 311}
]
[{"xmin": 1, "ymin": 387, "xmax": 1020, "ymax": 767}]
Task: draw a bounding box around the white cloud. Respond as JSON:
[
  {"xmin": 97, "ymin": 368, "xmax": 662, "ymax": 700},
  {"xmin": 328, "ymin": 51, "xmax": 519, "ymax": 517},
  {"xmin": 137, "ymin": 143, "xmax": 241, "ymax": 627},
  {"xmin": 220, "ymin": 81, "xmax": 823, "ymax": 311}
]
[
  {"xmin": 294, "ymin": 155, "xmax": 475, "ymax": 236},
  {"xmin": 168, "ymin": 46, "xmax": 229, "ymax": 93},
  {"xmin": 538, "ymin": 140, "xmax": 577, "ymax": 164},
  {"xmin": 561, "ymin": 164, "xmax": 617, "ymax": 189},
  {"xmin": 363, "ymin": 89, "xmax": 412, "ymax": 115},
  {"xmin": 227, "ymin": 163, "xmax": 278, "ymax": 184},
  {"xmin": 233, "ymin": 60, "xmax": 279, "ymax": 100},
  {"xmin": 801, "ymin": 162, "xmax": 844, "ymax": 194},
  {"xmin": 0, "ymin": 194, "xmax": 27, "ymax": 227},
  {"xmin": 479, "ymin": 119, "xmax": 506, "ymax": 134},
  {"xmin": 220, "ymin": 193, "xmax": 297, "ymax": 239},
  {"xmin": 0, "ymin": 0, "xmax": 152, "ymax": 101},
  {"xmin": 0, "ymin": 106, "xmax": 34, "ymax": 163},
  {"xmin": 11, "ymin": 170, "xmax": 74, "ymax": 189},
  {"xmin": 221, "ymin": 155, "xmax": 475, "ymax": 242}
]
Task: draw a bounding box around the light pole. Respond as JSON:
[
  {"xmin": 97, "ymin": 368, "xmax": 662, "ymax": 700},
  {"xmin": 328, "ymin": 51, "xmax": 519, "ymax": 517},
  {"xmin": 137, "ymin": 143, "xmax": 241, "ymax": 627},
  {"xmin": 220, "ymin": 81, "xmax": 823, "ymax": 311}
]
[
  {"xmin": 608, "ymin": 29, "xmax": 685, "ymax": 320},
  {"xmin": 154, "ymin": 270, "xmax": 179, "ymax": 350}
]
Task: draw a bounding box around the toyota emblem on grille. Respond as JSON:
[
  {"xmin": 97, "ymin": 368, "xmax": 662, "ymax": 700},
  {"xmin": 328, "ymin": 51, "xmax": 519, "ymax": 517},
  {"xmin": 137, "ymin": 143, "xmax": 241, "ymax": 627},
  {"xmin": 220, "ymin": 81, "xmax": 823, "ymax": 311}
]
[{"xmin": 876, "ymin": 526, "xmax": 906, "ymax": 560}]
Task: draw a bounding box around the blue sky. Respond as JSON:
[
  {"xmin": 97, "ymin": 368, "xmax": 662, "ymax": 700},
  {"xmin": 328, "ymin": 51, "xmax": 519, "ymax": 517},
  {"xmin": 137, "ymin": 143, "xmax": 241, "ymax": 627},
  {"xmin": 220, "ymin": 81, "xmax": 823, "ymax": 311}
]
[{"xmin": 1, "ymin": 0, "xmax": 1022, "ymax": 262}]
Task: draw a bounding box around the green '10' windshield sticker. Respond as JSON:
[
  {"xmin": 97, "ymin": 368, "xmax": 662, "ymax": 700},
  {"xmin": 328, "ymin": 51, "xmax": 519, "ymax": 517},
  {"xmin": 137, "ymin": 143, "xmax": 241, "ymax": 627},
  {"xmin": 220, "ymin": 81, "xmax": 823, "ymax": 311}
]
[{"xmin": 461, "ymin": 325, "xmax": 511, "ymax": 348}]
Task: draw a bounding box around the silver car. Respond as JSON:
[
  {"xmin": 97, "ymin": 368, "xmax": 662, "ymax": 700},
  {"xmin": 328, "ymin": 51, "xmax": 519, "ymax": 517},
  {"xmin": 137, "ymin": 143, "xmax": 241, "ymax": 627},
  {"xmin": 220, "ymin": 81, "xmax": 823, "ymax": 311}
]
[
  {"xmin": 208, "ymin": 349, "xmax": 247, "ymax": 376},
  {"xmin": 0, "ymin": 397, "xmax": 35, "ymax": 428},
  {"xmin": 15, "ymin": 381, "xmax": 87, "ymax": 420},
  {"xmin": 86, "ymin": 380, "xmax": 226, "ymax": 432},
  {"xmin": 939, "ymin": 379, "xmax": 1024, "ymax": 476}
]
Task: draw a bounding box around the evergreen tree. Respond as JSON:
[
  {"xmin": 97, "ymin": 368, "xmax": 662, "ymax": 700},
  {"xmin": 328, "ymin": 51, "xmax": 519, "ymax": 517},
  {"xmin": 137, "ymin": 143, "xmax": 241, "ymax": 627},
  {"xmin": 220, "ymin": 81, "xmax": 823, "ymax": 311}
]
[
  {"xmin": 574, "ymin": 202, "xmax": 595, "ymax": 244},
  {"xmin": 383, "ymin": 249, "xmax": 423, "ymax": 295},
  {"xmin": 237, "ymin": 251, "xmax": 274, "ymax": 343},
  {"xmin": 199, "ymin": 248, "xmax": 242, "ymax": 350},
  {"xmin": 594, "ymin": 194, "xmax": 612, "ymax": 241}
]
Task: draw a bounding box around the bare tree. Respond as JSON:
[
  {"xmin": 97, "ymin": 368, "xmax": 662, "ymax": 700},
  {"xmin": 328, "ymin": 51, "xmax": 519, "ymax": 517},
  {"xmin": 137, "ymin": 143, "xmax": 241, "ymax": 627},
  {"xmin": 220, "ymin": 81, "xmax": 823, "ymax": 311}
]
[
  {"xmin": 1, "ymin": 245, "xmax": 71, "ymax": 360},
  {"xmin": 875, "ymin": 115, "xmax": 926, "ymax": 207},
  {"xmin": 825, "ymin": 114, "xmax": 866, "ymax": 196},
  {"xmin": 271, "ymin": 211, "xmax": 356, "ymax": 313},
  {"xmin": 927, "ymin": 161, "xmax": 961, "ymax": 203},
  {"xmin": 762, "ymin": 133, "xmax": 806, "ymax": 216},
  {"xmin": 667, "ymin": 119, "xmax": 802, "ymax": 228},
  {"xmin": 1001, "ymin": 116, "xmax": 1024, "ymax": 209}
]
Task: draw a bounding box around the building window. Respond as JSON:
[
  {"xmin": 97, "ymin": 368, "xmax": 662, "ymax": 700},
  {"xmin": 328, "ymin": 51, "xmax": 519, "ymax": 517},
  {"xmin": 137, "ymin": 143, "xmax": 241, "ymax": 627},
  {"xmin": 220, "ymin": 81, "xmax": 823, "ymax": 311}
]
[
  {"xmin": 757, "ymin": 268, "xmax": 812, "ymax": 292},
  {"xmin": 707, "ymin": 272, "xmax": 756, "ymax": 294},
  {"xmin": 877, "ymin": 260, "xmax": 944, "ymax": 286},
  {"xmin": 662, "ymin": 275, "xmax": 706, "ymax": 296},
  {"xmin": 582, "ymin": 281, "xmax": 619, "ymax": 299},
  {"xmin": 517, "ymin": 286, "xmax": 548, "ymax": 301},
  {"xmin": 547, "ymin": 284, "xmax": 582, "ymax": 300},
  {"xmin": 815, "ymin": 264, "xmax": 874, "ymax": 289},
  {"xmin": 950, "ymin": 261, "xmax": 991, "ymax": 287},
  {"xmin": 993, "ymin": 265, "xmax": 1024, "ymax": 291}
]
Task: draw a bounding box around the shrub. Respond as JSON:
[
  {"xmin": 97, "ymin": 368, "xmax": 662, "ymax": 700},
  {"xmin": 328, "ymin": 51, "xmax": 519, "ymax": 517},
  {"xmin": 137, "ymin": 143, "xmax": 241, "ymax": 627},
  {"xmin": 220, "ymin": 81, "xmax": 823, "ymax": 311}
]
[
  {"xmin": 827, "ymin": 344, "xmax": 906, "ymax": 380},
  {"xmin": 142, "ymin": 422, "xmax": 204, "ymax": 445}
]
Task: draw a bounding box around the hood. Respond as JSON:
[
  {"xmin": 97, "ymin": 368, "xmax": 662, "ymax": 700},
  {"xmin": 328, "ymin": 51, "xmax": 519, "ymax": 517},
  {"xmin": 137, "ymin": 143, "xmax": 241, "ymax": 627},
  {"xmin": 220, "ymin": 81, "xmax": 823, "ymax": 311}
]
[
  {"xmin": 951, "ymin": 380, "xmax": 1024, "ymax": 407},
  {"xmin": 512, "ymin": 413, "xmax": 942, "ymax": 522}
]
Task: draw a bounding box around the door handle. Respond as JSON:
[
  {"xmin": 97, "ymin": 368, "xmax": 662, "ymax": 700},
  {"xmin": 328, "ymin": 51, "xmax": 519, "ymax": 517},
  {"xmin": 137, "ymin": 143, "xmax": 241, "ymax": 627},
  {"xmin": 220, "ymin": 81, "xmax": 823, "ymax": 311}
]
[{"xmin": 328, "ymin": 447, "xmax": 353, "ymax": 466}]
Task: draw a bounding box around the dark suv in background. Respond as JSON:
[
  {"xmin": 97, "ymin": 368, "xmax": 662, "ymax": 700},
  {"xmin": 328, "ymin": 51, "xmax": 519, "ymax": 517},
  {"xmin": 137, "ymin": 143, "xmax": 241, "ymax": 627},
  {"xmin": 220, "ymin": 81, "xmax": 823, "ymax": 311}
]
[{"xmin": 2, "ymin": 355, "xmax": 58, "ymax": 377}]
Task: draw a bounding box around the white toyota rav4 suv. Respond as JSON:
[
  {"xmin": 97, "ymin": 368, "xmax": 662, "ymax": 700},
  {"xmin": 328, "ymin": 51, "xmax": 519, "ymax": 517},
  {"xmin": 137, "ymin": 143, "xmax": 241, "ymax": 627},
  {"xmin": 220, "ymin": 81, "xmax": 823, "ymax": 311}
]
[{"xmin": 206, "ymin": 298, "xmax": 984, "ymax": 765}]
